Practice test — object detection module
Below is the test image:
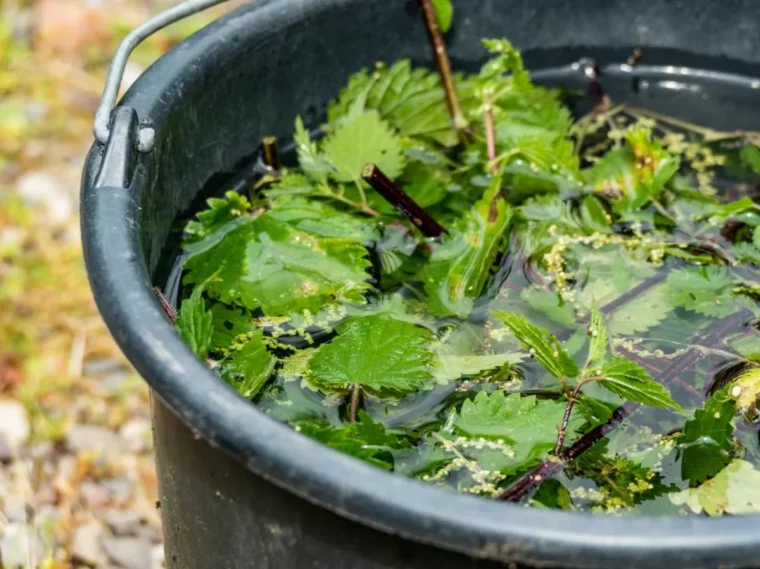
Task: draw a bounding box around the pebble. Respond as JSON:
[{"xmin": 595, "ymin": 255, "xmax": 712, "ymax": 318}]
[
  {"xmin": 102, "ymin": 477, "xmax": 134, "ymax": 503},
  {"xmin": 0, "ymin": 524, "xmax": 46, "ymax": 568},
  {"xmin": 15, "ymin": 171, "xmax": 73, "ymax": 223},
  {"xmin": 119, "ymin": 418, "xmax": 152, "ymax": 453},
  {"xmin": 71, "ymin": 521, "xmax": 107, "ymax": 566},
  {"xmin": 65, "ymin": 424, "xmax": 120, "ymax": 454},
  {"xmin": 102, "ymin": 536, "xmax": 152, "ymax": 569},
  {"xmin": 0, "ymin": 399, "xmax": 30, "ymax": 452},
  {"xmin": 80, "ymin": 480, "xmax": 111, "ymax": 509},
  {"xmin": 3, "ymin": 494, "xmax": 28, "ymax": 523},
  {"xmin": 103, "ymin": 509, "xmax": 143, "ymax": 537}
]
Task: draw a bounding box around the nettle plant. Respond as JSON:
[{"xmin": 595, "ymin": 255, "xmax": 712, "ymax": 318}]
[{"xmin": 167, "ymin": 0, "xmax": 760, "ymax": 514}]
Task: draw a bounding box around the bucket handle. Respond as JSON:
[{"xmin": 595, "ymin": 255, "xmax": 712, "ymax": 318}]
[{"xmin": 93, "ymin": 0, "xmax": 232, "ymax": 153}]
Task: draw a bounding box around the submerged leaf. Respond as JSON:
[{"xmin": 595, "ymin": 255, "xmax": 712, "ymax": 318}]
[
  {"xmin": 307, "ymin": 315, "xmax": 436, "ymax": 395},
  {"xmin": 221, "ymin": 330, "xmax": 276, "ymax": 399},
  {"xmin": 598, "ymin": 358, "xmax": 681, "ymax": 411},
  {"xmin": 678, "ymin": 388, "xmax": 735, "ymax": 485},
  {"xmin": 665, "ymin": 266, "xmax": 738, "ymax": 317},
  {"xmin": 494, "ymin": 311, "xmax": 580, "ymax": 380},
  {"xmin": 586, "ymin": 300, "xmax": 608, "ymax": 368}
]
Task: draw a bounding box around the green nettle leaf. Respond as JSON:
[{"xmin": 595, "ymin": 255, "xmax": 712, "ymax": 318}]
[
  {"xmin": 185, "ymin": 191, "xmax": 252, "ymax": 245},
  {"xmin": 307, "ymin": 315, "xmax": 436, "ymax": 395},
  {"xmin": 455, "ymin": 391, "xmax": 579, "ymax": 464},
  {"xmin": 598, "ymin": 358, "xmax": 682, "ymax": 411},
  {"xmin": 322, "ymin": 110, "xmax": 406, "ymax": 182},
  {"xmin": 183, "ymin": 212, "xmax": 372, "ymax": 316},
  {"xmin": 494, "ymin": 311, "xmax": 580, "ymax": 380},
  {"xmin": 176, "ymin": 288, "xmax": 213, "ymax": 359},
  {"xmin": 580, "ymin": 195, "xmax": 612, "ymax": 233},
  {"xmin": 670, "ymin": 460, "xmax": 760, "ymax": 516},
  {"xmin": 753, "ymin": 227, "xmax": 760, "ymax": 250},
  {"xmin": 586, "ymin": 301, "xmax": 608, "ymax": 368},
  {"xmin": 586, "ymin": 127, "xmax": 679, "ymax": 211},
  {"xmin": 295, "ymin": 412, "xmax": 406, "ymax": 470},
  {"xmin": 424, "ymin": 180, "xmax": 511, "ymax": 318},
  {"xmin": 706, "ymin": 196, "xmax": 759, "ymax": 225},
  {"xmin": 210, "ymin": 304, "xmax": 256, "ymax": 350},
  {"xmin": 665, "ymin": 266, "xmax": 738, "ymax": 317},
  {"xmin": 678, "ymin": 388, "xmax": 736, "ymax": 485},
  {"xmin": 432, "ymin": 0, "xmax": 454, "ymax": 33},
  {"xmin": 294, "ymin": 116, "xmax": 332, "ymax": 183},
  {"xmin": 741, "ymin": 145, "xmax": 760, "ymax": 174},
  {"xmin": 327, "ymin": 60, "xmax": 472, "ymax": 147},
  {"xmin": 221, "ymin": 330, "xmax": 276, "ymax": 399},
  {"xmin": 268, "ymin": 196, "xmax": 377, "ymax": 241}
]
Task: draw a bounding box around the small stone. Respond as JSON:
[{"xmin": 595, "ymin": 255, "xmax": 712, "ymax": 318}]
[
  {"xmin": 102, "ymin": 537, "xmax": 152, "ymax": 569},
  {"xmin": 119, "ymin": 419, "xmax": 152, "ymax": 453},
  {"xmin": 80, "ymin": 481, "xmax": 111, "ymax": 509},
  {"xmin": 102, "ymin": 477, "xmax": 134, "ymax": 503},
  {"xmin": 103, "ymin": 509, "xmax": 143, "ymax": 537},
  {"xmin": 150, "ymin": 543, "xmax": 165, "ymax": 569},
  {"xmin": 72, "ymin": 522, "xmax": 106, "ymax": 566},
  {"xmin": 15, "ymin": 171, "xmax": 72, "ymax": 223},
  {"xmin": 2, "ymin": 495, "xmax": 28, "ymax": 523},
  {"xmin": 1, "ymin": 524, "xmax": 45, "ymax": 568},
  {"xmin": 65, "ymin": 424, "xmax": 119, "ymax": 454},
  {"xmin": 0, "ymin": 399, "xmax": 30, "ymax": 452}
]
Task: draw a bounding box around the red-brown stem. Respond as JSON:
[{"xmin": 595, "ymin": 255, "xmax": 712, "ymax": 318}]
[
  {"xmin": 553, "ymin": 382, "xmax": 584, "ymax": 455},
  {"xmin": 153, "ymin": 287, "xmax": 177, "ymax": 325},
  {"xmin": 362, "ymin": 164, "xmax": 448, "ymax": 238},
  {"xmin": 349, "ymin": 383, "xmax": 362, "ymax": 424},
  {"xmin": 417, "ymin": 0, "xmax": 470, "ymax": 144},
  {"xmin": 261, "ymin": 136, "xmax": 280, "ymax": 171}
]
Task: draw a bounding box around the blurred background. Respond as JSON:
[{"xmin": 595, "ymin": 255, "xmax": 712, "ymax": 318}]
[{"xmin": 0, "ymin": 1, "xmax": 235, "ymax": 566}]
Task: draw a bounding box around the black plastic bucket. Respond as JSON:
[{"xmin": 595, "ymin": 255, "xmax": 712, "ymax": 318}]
[{"xmin": 81, "ymin": 1, "xmax": 760, "ymax": 567}]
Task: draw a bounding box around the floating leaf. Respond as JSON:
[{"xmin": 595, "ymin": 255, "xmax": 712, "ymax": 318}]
[
  {"xmin": 295, "ymin": 412, "xmax": 406, "ymax": 469},
  {"xmin": 678, "ymin": 388, "xmax": 735, "ymax": 485},
  {"xmin": 307, "ymin": 315, "xmax": 435, "ymax": 395},
  {"xmin": 494, "ymin": 311, "xmax": 580, "ymax": 380},
  {"xmin": 670, "ymin": 460, "xmax": 760, "ymax": 516},
  {"xmin": 221, "ymin": 330, "xmax": 276, "ymax": 399},
  {"xmin": 183, "ymin": 212, "xmax": 372, "ymax": 317},
  {"xmin": 521, "ymin": 287, "xmax": 577, "ymax": 327},
  {"xmin": 184, "ymin": 191, "xmax": 252, "ymax": 245},
  {"xmin": 598, "ymin": 358, "xmax": 682, "ymax": 411},
  {"xmin": 424, "ymin": 179, "xmax": 511, "ymax": 318},
  {"xmin": 455, "ymin": 391, "xmax": 579, "ymax": 465},
  {"xmin": 176, "ymin": 288, "xmax": 213, "ymax": 359},
  {"xmin": 322, "ymin": 110, "xmax": 406, "ymax": 182}
]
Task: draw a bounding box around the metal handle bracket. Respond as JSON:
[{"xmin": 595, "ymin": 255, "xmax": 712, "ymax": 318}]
[{"xmin": 93, "ymin": 0, "xmax": 232, "ymax": 153}]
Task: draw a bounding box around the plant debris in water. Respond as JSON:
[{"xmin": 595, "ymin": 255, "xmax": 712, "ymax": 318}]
[{"xmin": 174, "ymin": 1, "xmax": 760, "ymax": 515}]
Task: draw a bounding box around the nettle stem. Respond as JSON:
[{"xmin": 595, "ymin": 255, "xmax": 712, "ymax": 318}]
[
  {"xmin": 362, "ymin": 164, "xmax": 448, "ymax": 238},
  {"xmin": 153, "ymin": 287, "xmax": 177, "ymax": 324},
  {"xmin": 498, "ymin": 310, "xmax": 749, "ymax": 503},
  {"xmin": 553, "ymin": 381, "xmax": 585, "ymax": 455},
  {"xmin": 261, "ymin": 136, "xmax": 281, "ymax": 171},
  {"xmin": 484, "ymin": 101, "xmax": 498, "ymax": 175},
  {"xmin": 349, "ymin": 383, "xmax": 362, "ymax": 423},
  {"xmin": 418, "ymin": 0, "xmax": 471, "ymax": 144}
]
